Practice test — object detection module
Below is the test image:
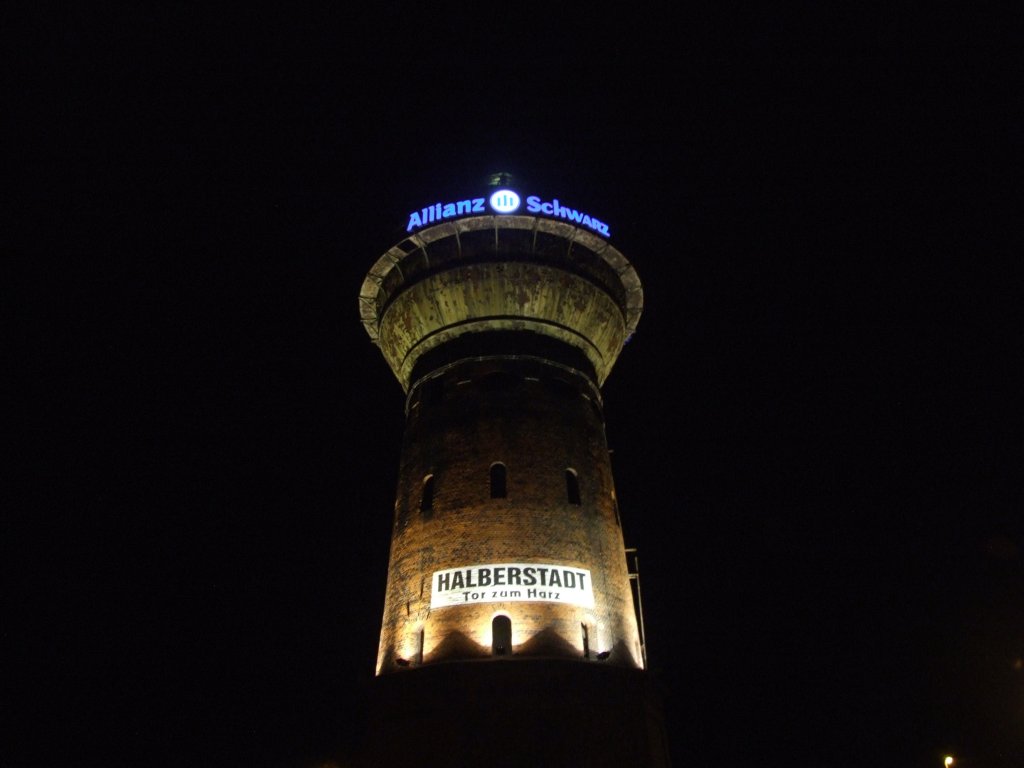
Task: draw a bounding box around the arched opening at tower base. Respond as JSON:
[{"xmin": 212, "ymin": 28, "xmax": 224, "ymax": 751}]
[{"xmin": 491, "ymin": 614, "xmax": 512, "ymax": 655}]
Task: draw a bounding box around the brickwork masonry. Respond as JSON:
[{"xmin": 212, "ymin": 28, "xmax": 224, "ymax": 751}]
[{"xmin": 376, "ymin": 359, "xmax": 642, "ymax": 673}]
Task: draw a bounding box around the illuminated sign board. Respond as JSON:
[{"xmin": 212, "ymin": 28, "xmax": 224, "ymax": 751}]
[
  {"xmin": 406, "ymin": 189, "xmax": 610, "ymax": 238},
  {"xmin": 430, "ymin": 563, "xmax": 595, "ymax": 609}
]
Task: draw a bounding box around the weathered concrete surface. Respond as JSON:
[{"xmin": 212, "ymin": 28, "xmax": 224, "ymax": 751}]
[{"xmin": 359, "ymin": 215, "xmax": 642, "ymax": 391}]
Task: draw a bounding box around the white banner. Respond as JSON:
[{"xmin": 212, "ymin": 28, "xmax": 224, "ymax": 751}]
[{"xmin": 430, "ymin": 563, "xmax": 594, "ymax": 609}]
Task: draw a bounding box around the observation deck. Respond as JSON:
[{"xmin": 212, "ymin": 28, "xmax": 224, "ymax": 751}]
[{"xmin": 358, "ymin": 215, "xmax": 643, "ymax": 391}]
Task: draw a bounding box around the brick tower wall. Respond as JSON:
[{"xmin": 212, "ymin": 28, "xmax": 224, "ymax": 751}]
[{"xmin": 376, "ymin": 355, "xmax": 642, "ymax": 673}]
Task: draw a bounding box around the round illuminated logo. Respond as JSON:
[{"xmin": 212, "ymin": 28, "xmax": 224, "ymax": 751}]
[{"xmin": 489, "ymin": 189, "xmax": 521, "ymax": 214}]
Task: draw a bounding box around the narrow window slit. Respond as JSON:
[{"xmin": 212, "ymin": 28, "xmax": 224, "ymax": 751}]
[
  {"xmin": 565, "ymin": 468, "xmax": 581, "ymax": 505},
  {"xmin": 420, "ymin": 475, "xmax": 434, "ymax": 518},
  {"xmin": 490, "ymin": 463, "xmax": 507, "ymax": 499}
]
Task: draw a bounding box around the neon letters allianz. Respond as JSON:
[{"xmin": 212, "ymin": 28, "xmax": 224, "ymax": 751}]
[{"xmin": 405, "ymin": 193, "xmax": 610, "ymax": 238}]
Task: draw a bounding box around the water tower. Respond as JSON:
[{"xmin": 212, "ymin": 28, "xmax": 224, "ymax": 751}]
[{"xmin": 357, "ymin": 177, "xmax": 668, "ymax": 767}]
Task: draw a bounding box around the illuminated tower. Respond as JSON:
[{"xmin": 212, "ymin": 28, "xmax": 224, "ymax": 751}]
[{"xmin": 358, "ymin": 177, "xmax": 669, "ymax": 767}]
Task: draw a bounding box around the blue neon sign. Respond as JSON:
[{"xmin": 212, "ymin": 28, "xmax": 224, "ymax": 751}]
[{"xmin": 405, "ymin": 190, "xmax": 610, "ymax": 238}]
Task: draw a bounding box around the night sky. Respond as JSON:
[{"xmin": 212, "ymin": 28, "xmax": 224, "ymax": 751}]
[{"xmin": 9, "ymin": 5, "xmax": 1020, "ymax": 768}]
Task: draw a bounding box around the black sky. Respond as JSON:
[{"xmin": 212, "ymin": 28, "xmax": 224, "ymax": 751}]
[{"xmin": 8, "ymin": 5, "xmax": 1020, "ymax": 768}]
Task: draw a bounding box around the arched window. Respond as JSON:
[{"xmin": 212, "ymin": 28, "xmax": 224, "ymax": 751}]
[
  {"xmin": 490, "ymin": 463, "xmax": 507, "ymax": 499},
  {"xmin": 420, "ymin": 475, "xmax": 434, "ymax": 518},
  {"xmin": 565, "ymin": 468, "xmax": 581, "ymax": 505},
  {"xmin": 492, "ymin": 615, "xmax": 512, "ymax": 655}
]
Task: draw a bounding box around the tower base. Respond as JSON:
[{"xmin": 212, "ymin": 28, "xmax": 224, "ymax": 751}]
[{"xmin": 359, "ymin": 659, "xmax": 671, "ymax": 768}]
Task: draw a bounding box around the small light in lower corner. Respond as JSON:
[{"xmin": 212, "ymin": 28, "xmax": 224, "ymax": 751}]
[{"xmin": 944, "ymin": 756, "xmax": 954, "ymax": 767}]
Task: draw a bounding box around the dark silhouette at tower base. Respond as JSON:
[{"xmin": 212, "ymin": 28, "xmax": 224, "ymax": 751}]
[{"xmin": 361, "ymin": 660, "xmax": 670, "ymax": 768}]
